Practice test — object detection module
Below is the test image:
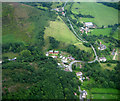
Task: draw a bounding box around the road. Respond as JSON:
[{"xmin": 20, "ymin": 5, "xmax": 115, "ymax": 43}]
[
  {"xmin": 113, "ymin": 51, "xmax": 117, "ymax": 60},
  {"xmin": 68, "ymin": 44, "xmax": 98, "ymax": 72}
]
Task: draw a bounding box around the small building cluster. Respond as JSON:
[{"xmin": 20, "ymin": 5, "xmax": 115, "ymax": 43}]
[
  {"xmin": 80, "ymin": 27, "xmax": 90, "ymax": 34},
  {"xmin": 52, "ymin": 7, "xmax": 66, "ymax": 16},
  {"xmin": 8, "ymin": 57, "xmax": 17, "ymax": 61},
  {"xmin": 46, "ymin": 50, "xmax": 76, "ymax": 69},
  {"xmin": 99, "ymin": 57, "xmax": 107, "ymax": 62},
  {"xmin": 84, "ymin": 22, "xmax": 95, "ymax": 28},
  {"xmin": 98, "ymin": 42, "xmax": 106, "ymax": 50},
  {"xmin": 76, "ymin": 72, "xmax": 87, "ymax": 83},
  {"xmin": 81, "ymin": 90, "xmax": 88, "ymax": 98},
  {"xmin": 46, "ymin": 50, "xmax": 59, "ymax": 58}
]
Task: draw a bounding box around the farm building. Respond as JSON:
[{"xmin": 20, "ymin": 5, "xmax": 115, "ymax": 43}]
[
  {"xmin": 82, "ymin": 90, "xmax": 87, "ymax": 98},
  {"xmin": 99, "ymin": 57, "xmax": 107, "ymax": 62},
  {"xmin": 98, "ymin": 42, "xmax": 106, "ymax": 50},
  {"xmin": 76, "ymin": 72, "xmax": 83, "ymax": 76},
  {"xmin": 8, "ymin": 57, "xmax": 17, "ymax": 61},
  {"xmin": 54, "ymin": 51, "xmax": 59, "ymax": 54},
  {"xmin": 49, "ymin": 50, "xmax": 53, "ymax": 54},
  {"xmin": 84, "ymin": 22, "xmax": 93, "ymax": 28}
]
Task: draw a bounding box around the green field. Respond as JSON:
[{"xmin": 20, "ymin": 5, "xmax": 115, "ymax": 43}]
[
  {"xmin": 88, "ymin": 28, "xmax": 112, "ymax": 36},
  {"xmin": 92, "ymin": 94, "xmax": 119, "ymax": 99},
  {"xmin": 71, "ymin": 2, "xmax": 119, "ymax": 27},
  {"xmin": 44, "ymin": 16, "xmax": 79, "ymax": 44},
  {"xmin": 91, "ymin": 88, "xmax": 120, "ymax": 94}
]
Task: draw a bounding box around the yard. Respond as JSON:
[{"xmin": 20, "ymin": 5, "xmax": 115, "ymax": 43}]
[{"xmin": 71, "ymin": 2, "xmax": 119, "ymax": 27}]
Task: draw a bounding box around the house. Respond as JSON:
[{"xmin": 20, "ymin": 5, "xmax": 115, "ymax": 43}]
[
  {"xmin": 82, "ymin": 90, "xmax": 87, "ymax": 98},
  {"xmin": 98, "ymin": 42, "xmax": 106, "ymax": 50},
  {"xmin": 84, "ymin": 22, "xmax": 93, "ymax": 28},
  {"xmin": 62, "ymin": 12, "xmax": 65, "ymax": 16},
  {"xmin": 79, "ymin": 78, "xmax": 83, "ymax": 82},
  {"xmin": 76, "ymin": 72, "xmax": 83, "ymax": 76},
  {"xmin": 62, "ymin": 7, "xmax": 64, "ymax": 11},
  {"xmin": 60, "ymin": 55, "xmax": 63, "ymax": 58},
  {"xmin": 111, "ymin": 49, "xmax": 115, "ymax": 55},
  {"xmin": 74, "ymin": 92, "xmax": 77, "ymax": 96},
  {"xmin": 49, "ymin": 50, "xmax": 53, "ymax": 54},
  {"xmin": 64, "ymin": 68, "xmax": 70, "ymax": 72},
  {"xmin": 55, "ymin": 8, "xmax": 59, "ymax": 12},
  {"xmin": 57, "ymin": 63, "xmax": 60, "ymax": 66},
  {"xmin": 51, "ymin": 56, "xmax": 57, "ymax": 58},
  {"xmin": 54, "ymin": 51, "xmax": 59, "ymax": 54},
  {"xmin": 0, "ymin": 60, "xmax": 2, "ymax": 64},
  {"xmin": 99, "ymin": 57, "xmax": 107, "ymax": 62},
  {"xmin": 8, "ymin": 57, "xmax": 17, "ymax": 61},
  {"xmin": 62, "ymin": 59, "xmax": 68, "ymax": 63},
  {"xmin": 46, "ymin": 52, "xmax": 49, "ymax": 56}
]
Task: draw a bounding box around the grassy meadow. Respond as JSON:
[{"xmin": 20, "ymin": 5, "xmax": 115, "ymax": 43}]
[
  {"xmin": 88, "ymin": 28, "xmax": 112, "ymax": 36},
  {"xmin": 71, "ymin": 2, "xmax": 119, "ymax": 27},
  {"xmin": 44, "ymin": 16, "xmax": 79, "ymax": 44}
]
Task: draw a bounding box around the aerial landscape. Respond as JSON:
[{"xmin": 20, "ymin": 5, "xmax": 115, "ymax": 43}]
[{"xmin": 1, "ymin": 1, "xmax": 120, "ymax": 100}]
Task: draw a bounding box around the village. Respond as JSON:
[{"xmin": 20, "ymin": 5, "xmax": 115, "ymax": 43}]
[{"xmin": 45, "ymin": 50, "xmax": 90, "ymax": 98}]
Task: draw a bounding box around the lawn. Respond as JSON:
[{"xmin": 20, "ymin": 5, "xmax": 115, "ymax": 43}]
[
  {"xmin": 71, "ymin": 2, "xmax": 119, "ymax": 27},
  {"xmin": 44, "ymin": 16, "xmax": 79, "ymax": 44},
  {"xmin": 88, "ymin": 28, "xmax": 112, "ymax": 36},
  {"xmin": 92, "ymin": 94, "xmax": 119, "ymax": 99},
  {"xmin": 91, "ymin": 88, "xmax": 120, "ymax": 94}
]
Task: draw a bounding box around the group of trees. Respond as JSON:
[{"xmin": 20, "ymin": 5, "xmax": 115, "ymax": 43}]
[
  {"xmin": 80, "ymin": 62, "xmax": 120, "ymax": 89},
  {"xmin": 49, "ymin": 37, "xmax": 60, "ymax": 49},
  {"xmin": 62, "ymin": 45, "xmax": 92, "ymax": 61},
  {"xmin": 2, "ymin": 45, "xmax": 80, "ymax": 99},
  {"xmin": 98, "ymin": 2, "xmax": 120, "ymax": 10}
]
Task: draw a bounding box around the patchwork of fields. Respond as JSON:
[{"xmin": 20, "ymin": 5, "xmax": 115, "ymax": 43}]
[{"xmin": 71, "ymin": 2, "xmax": 119, "ymax": 27}]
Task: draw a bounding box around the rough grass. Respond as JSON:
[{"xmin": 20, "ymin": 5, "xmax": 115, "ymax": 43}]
[
  {"xmin": 2, "ymin": 3, "xmax": 40, "ymax": 44},
  {"xmin": 74, "ymin": 42, "xmax": 92, "ymax": 52},
  {"xmin": 100, "ymin": 63, "xmax": 116, "ymax": 70},
  {"xmin": 71, "ymin": 2, "xmax": 119, "ymax": 27},
  {"xmin": 2, "ymin": 52, "xmax": 19, "ymax": 58}
]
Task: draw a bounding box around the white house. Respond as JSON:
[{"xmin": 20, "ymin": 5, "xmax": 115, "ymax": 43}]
[
  {"xmin": 99, "ymin": 57, "xmax": 107, "ymax": 62},
  {"xmin": 76, "ymin": 72, "xmax": 83, "ymax": 76},
  {"xmin": 84, "ymin": 22, "xmax": 93, "ymax": 28}
]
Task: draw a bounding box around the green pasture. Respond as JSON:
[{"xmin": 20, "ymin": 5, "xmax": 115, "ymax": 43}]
[
  {"xmin": 92, "ymin": 94, "xmax": 119, "ymax": 99},
  {"xmin": 71, "ymin": 2, "xmax": 119, "ymax": 27},
  {"xmin": 44, "ymin": 16, "xmax": 79, "ymax": 44},
  {"xmin": 88, "ymin": 28, "xmax": 112, "ymax": 36}
]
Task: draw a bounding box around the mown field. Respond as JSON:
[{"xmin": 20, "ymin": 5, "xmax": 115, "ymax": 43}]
[
  {"xmin": 71, "ymin": 2, "xmax": 119, "ymax": 27},
  {"xmin": 88, "ymin": 28, "xmax": 112, "ymax": 36}
]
